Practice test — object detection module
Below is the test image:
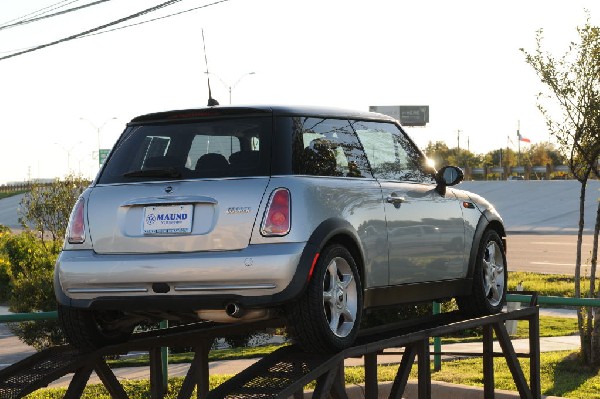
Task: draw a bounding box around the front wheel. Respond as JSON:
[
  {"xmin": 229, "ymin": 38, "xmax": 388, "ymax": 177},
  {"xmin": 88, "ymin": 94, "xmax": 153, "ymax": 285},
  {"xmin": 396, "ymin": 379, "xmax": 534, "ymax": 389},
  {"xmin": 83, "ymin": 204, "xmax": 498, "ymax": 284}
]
[
  {"xmin": 287, "ymin": 244, "xmax": 363, "ymax": 353},
  {"xmin": 58, "ymin": 305, "xmax": 134, "ymax": 350},
  {"xmin": 457, "ymin": 229, "xmax": 507, "ymax": 317}
]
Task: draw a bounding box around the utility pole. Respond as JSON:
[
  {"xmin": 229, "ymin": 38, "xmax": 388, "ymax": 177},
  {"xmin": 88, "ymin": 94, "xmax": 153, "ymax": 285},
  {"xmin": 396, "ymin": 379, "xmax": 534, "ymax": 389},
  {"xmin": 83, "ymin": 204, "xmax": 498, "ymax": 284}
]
[
  {"xmin": 517, "ymin": 120, "xmax": 521, "ymax": 166},
  {"xmin": 457, "ymin": 129, "xmax": 461, "ymax": 166}
]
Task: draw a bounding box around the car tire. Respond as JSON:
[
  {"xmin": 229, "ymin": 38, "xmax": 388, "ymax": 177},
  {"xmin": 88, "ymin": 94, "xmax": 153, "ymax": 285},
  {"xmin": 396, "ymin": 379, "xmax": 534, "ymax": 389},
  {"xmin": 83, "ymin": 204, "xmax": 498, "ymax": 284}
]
[
  {"xmin": 58, "ymin": 305, "xmax": 133, "ymax": 350},
  {"xmin": 287, "ymin": 244, "xmax": 362, "ymax": 353},
  {"xmin": 457, "ymin": 229, "xmax": 507, "ymax": 317}
]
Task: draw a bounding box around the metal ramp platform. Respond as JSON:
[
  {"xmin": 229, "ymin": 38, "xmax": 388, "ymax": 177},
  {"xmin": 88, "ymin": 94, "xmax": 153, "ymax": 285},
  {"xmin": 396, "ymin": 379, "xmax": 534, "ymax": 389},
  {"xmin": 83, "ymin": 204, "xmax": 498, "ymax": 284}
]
[{"xmin": 0, "ymin": 292, "xmax": 541, "ymax": 399}]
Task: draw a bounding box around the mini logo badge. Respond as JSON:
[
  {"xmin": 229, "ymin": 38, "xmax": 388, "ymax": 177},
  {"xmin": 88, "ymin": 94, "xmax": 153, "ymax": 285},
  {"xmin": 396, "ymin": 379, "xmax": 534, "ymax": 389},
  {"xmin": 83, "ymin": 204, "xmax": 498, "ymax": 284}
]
[
  {"xmin": 164, "ymin": 186, "xmax": 173, "ymax": 193},
  {"xmin": 227, "ymin": 207, "xmax": 251, "ymax": 215}
]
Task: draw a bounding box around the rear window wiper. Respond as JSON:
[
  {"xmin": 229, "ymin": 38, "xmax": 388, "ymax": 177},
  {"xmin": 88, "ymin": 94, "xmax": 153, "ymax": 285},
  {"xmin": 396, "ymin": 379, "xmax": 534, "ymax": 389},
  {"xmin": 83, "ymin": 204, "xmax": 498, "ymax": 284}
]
[{"xmin": 122, "ymin": 168, "xmax": 182, "ymax": 178}]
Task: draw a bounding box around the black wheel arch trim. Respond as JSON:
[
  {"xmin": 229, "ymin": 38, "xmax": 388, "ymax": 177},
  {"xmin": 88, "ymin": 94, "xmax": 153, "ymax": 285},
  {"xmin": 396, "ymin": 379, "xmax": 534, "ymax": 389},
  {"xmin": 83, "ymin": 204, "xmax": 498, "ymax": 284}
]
[
  {"xmin": 273, "ymin": 217, "xmax": 366, "ymax": 303},
  {"xmin": 467, "ymin": 210, "xmax": 506, "ymax": 278}
]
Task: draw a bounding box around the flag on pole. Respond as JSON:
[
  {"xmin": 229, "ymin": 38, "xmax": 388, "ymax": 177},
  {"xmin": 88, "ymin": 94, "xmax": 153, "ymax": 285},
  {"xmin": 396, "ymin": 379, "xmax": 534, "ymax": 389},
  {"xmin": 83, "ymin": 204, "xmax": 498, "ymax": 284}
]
[{"xmin": 517, "ymin": 132, "xmax": 531, "ymax": 143}]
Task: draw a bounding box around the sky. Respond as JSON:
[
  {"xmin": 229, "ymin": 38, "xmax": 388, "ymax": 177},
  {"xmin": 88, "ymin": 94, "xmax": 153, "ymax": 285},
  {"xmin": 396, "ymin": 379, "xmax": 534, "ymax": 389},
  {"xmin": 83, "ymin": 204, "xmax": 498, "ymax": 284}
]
[{"xmin": 0, "ymin": 0, "xmax": 599, "ymax": 184}]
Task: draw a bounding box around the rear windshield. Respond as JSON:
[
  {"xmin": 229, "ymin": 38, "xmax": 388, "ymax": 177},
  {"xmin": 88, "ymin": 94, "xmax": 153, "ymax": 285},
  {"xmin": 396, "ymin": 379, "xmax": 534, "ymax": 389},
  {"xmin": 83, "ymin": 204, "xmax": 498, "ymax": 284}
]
[{"xmin": 97, "ymin": 117, "xmax": 271, "ymax": 184}]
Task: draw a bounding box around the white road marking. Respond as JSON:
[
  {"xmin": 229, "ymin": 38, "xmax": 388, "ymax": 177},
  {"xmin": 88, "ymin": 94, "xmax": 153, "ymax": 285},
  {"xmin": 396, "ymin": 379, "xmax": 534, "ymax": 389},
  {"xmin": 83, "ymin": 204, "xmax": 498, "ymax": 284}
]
[
  {"xmin": 530, "ymin": 242, "xmax": 591, "ymax": 246},
  {"xmin": 530, "ymin": 261, "xmax": 589, "ymax": 267}
]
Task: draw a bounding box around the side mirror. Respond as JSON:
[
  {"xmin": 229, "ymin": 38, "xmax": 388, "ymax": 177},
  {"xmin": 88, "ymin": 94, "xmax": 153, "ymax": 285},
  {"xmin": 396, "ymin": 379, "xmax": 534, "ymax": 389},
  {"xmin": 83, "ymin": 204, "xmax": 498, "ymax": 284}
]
[{"xmin": 435, "ymin": 166, "xmax": 464, "ymax": 196}]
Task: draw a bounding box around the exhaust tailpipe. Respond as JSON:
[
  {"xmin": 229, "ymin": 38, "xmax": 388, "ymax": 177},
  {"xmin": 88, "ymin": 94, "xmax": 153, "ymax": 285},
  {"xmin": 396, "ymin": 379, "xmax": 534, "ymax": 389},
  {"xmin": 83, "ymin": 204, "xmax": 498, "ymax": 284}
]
[{"xmin": 225, "ymin": 302, "xmax": 243, "ymax": 318}]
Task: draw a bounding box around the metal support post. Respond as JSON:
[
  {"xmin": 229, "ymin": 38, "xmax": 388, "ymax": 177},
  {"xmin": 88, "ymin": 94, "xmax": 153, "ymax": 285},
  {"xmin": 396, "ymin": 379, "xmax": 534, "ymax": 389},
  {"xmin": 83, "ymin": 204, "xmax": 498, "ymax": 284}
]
[
  {"xmin": 416, "ymin": 339, "xmax": 431, "ymax": 399},
  {"xmin": 389, "ymin": 344, "xmax": 417, "ymax": 399},
  {"xmin": 364, "ymin": 352, "xmax": 378, "ymax": 399},
  {"xmin": 150, "ymin": 347, "xmax": 166, "ymax": 399},
  {"xmin": 64, "ymin": 366, "xmax": 94, "ymax": 399},
  {"xmin": 494, "ymin": 322, "xmax": 533, "ymax": 399},
  {"xmin": 160, "ymin": 320, "xmax": 169, "ymax": 389},
  {"xmin": 529, "ymin": 311, "xmax": 542, "ymax": 398},
  {"xmin": 482, "ymin": 324, "xmax": 495, "ymax": 398},
  {"xmin": 432, "ymin": 301, "xmax": 442, "ymax": 371},
  {"xmin": 95, "ymin": 359, "xmax": 129, "ymax": 399}
]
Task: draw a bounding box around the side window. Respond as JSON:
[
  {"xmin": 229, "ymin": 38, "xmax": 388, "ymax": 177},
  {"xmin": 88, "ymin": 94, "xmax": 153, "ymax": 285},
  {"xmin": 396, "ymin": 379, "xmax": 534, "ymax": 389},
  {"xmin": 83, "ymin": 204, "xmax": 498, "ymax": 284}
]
[
  {"xmin": 291, "ymin": 117, "xmax": 372, "ymax": 178},
  {"xmin": 354, "ymin": 121, "xmax": 433, "ymax": 183}
]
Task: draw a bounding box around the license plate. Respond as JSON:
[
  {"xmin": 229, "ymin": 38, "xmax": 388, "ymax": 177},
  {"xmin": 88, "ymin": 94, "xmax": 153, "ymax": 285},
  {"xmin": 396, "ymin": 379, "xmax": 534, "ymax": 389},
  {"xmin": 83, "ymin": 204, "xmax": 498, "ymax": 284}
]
[{"xmin": 143, "ymin": 204, "xmax": 193, "ymax": 234}]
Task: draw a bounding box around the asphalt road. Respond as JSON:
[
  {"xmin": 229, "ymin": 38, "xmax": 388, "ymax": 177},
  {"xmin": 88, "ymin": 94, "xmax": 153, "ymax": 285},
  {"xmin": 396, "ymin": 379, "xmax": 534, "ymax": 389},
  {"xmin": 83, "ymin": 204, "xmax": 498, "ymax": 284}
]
[
  {"xmin": 0, "ymin": 193, "xmax": 23, "ymax": 230},
  {"xmin": 506, "ymin": 234, "xmax": 594, "ymax": 275}
]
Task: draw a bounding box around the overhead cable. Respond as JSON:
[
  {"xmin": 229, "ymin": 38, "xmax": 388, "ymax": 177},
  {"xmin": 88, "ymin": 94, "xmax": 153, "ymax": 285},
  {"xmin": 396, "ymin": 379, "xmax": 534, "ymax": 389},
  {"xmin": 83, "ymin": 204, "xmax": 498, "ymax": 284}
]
[
  {"xmin": 0, "ymin": 0, "xmax": 185, "ymax": 62},
  {"xmin": 0, "ymin": 0, "xmax": 74, "ymax": 27},
  {"xmin": 0, "ymin": 0, "xmax": 112, "ymax": 32},
  {"xmin": 82, "ymin": 0, "xmax": 230, "ymax": 38}
]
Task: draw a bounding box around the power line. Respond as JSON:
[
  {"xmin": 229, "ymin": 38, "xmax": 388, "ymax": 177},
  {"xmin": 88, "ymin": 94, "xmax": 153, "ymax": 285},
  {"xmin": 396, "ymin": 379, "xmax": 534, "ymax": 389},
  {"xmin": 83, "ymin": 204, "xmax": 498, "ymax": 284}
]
[
  {"xmin": 0, "ymin": 0, "xmax": 112, "ymax": 32},
  {"xmin": 0, "ymin": 0, "xmax": 185, "ymax": 62},
  {"xmin": 0, "ymin": 0, "xmax": 78, "ymax": 27},
  {"xmin": 81, "ymin": 0, "xmax": 230, "ymax": 39}
]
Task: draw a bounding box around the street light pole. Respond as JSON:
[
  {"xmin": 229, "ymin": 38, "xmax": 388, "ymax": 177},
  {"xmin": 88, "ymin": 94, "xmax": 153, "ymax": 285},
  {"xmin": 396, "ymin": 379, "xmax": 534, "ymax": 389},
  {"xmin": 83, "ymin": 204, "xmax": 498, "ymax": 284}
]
[
  {"xmin": 206, "ymin": 72, "xmax": 255, "ymax": 104},
  {"xmin": 80, "ymin": 117, "xmax": 117, "ymax": 165},
  {"xmin": 54, "ymin": 141, "xmax": 83, "ymax": 173}
]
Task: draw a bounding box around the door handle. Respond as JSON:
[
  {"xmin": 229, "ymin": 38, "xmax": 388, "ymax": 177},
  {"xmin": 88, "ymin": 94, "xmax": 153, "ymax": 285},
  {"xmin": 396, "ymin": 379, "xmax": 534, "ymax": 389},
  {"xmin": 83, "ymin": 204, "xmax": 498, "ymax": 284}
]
[{"xmin": 386, "ymin": 195, "xmax": 406, "ymax": 204}]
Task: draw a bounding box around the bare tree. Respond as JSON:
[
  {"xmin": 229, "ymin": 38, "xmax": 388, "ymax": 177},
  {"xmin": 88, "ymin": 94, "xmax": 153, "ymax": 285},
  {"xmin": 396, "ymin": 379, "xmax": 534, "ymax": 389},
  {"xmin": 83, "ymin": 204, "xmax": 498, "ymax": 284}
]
[{"xmin": 521, "ymin": 15, "xmax": 600, "ymax": 365}]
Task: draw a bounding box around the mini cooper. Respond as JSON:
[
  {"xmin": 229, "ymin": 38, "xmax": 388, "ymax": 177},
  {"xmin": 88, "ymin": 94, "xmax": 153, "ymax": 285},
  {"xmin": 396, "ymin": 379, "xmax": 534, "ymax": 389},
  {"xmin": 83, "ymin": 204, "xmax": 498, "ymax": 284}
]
[{"xmin": 55, "ymin": 105, "xmax": 507, "ymax": 352}]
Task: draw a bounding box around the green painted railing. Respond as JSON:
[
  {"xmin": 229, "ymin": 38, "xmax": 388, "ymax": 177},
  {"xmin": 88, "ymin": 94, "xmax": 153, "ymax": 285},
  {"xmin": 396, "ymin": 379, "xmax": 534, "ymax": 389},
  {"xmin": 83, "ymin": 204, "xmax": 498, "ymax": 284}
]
[
  {"xmin": 432, "ymin": 294, "xmax": 600, "ymax": 371},
  {"xmin": 0, "ymin": 311, "xmax": 57, "ymax": 323},
  {"xmin": 507, "ymin": 294, "xmax": 600, "ymax": 307}
]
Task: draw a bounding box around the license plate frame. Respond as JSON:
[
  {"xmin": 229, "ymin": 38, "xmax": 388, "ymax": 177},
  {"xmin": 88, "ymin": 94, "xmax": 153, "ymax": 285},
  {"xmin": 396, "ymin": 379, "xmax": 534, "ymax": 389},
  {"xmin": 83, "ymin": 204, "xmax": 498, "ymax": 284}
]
[{"xmin": 143, "ymin": 204, "xmax": 193, "ymax": 235}]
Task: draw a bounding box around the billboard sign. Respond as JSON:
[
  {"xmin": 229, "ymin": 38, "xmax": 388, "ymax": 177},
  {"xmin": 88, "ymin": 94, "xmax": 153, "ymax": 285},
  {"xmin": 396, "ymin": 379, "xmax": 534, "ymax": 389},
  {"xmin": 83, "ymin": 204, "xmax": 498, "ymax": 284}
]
[{"xmin": 369, "ymin": 105, "xmax": 429, "ymax": 126}]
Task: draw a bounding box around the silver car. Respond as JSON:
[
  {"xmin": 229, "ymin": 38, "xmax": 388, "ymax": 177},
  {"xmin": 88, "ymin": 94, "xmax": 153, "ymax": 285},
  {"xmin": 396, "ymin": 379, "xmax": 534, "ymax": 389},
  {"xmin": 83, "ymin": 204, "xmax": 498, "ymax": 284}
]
[{"xmin": 55, "ymin": 106, "xmax": 507, "ymax": 352}]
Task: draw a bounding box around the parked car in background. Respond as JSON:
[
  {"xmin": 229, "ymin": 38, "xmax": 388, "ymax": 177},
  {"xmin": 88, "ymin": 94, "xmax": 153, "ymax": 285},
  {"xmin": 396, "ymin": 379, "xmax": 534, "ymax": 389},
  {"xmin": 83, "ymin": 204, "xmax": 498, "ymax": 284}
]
[{"xmin": 55, "ymin": 105, "xmax": 508, "ymax": 352}]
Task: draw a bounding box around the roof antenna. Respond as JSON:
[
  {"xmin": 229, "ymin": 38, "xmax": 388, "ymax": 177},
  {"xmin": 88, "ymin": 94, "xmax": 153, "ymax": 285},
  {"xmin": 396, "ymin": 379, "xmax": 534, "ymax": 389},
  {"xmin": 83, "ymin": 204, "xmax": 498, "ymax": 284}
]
[{"xmin": 202, "ymin": 29, "xmax": 219, "ymax": 106}]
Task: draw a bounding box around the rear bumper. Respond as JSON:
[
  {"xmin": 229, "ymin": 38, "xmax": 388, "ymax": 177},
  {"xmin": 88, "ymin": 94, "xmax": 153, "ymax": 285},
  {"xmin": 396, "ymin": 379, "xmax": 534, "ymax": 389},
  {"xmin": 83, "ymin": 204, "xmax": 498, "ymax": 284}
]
[{"xmin": 55, "ymin": 241, "xmax": 317, "ymax": 311}]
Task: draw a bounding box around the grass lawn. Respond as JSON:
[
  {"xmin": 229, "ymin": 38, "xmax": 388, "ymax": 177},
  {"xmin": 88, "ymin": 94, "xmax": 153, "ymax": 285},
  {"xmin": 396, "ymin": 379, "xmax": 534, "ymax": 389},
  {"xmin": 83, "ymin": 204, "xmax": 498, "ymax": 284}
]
[{"xmin": 508, "ymin": 271, "xmax": 588, "ymax": 298}]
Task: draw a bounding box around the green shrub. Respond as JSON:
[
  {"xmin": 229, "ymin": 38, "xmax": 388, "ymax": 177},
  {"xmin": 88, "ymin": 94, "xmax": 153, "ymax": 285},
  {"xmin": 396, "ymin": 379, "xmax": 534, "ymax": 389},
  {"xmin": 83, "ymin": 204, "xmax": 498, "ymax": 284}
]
[
  {"xmin": 3, "ymin": 231, "xmax": 60, "ymax": 312},
  {"xmin": 18, "ymin": 174, "xmax": 89, "ymax": 245},
  {"xmin": 0, "ymin": 230, "xmax": 65, "ymax": 349},
  {"xmin": 0, "ymin": 225, "xmax": 11, "ymax": 302},
  {"xmin": 361, "ymin": 303, "xmax": 432, "ymax": 329}
]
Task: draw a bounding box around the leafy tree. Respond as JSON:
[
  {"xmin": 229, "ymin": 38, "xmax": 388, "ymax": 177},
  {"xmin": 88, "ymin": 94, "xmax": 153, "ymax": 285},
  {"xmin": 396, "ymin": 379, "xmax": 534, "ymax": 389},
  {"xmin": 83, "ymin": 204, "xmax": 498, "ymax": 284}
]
[
  {"xmin": 424, "ymin": 141, "xmax": 451, "ymax": 169},
  {"xmin": 424, "ymin": 141, "xmax": 482, "ymax": 169},
  {"xmin": 524, "ymin": 143, "xmax": 552, "ymax": 167},
  {"xmin": 18, "ymin": 174, "xmax": 89, "ymax": 247},
  {"xmin": 521, "ymin": 15, "xmax": 600, "ymax": 366}
]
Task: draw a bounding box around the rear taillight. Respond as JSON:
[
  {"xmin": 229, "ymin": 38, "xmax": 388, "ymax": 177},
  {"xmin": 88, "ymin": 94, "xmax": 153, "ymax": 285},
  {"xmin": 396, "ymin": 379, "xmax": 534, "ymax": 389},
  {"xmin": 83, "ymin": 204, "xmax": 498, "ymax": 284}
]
[
  {"xmin": 261, "ymin": 188, "xmax": 291, "ymax": 236},
  {"xmin": 67, "ymin": 198, "xmax": 86, "ymax": 244}
]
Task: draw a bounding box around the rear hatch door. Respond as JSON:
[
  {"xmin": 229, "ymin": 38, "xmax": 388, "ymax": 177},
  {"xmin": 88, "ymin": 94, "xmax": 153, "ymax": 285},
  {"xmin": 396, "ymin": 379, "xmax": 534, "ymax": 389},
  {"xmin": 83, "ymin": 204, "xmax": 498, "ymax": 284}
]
[
  {"xmin": 88, "ymin": 179, "xmax": 269, "ymax": 254},
  {"xmin": 89, "ymin": 112, "xmax": 272, "ymax": 254}
]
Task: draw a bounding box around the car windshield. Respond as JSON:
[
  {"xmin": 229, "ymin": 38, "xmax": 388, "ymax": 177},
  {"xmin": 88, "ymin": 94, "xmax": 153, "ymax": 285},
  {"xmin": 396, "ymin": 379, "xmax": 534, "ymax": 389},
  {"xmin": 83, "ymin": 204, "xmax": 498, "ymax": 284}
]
[{"xmin": 97, "ymin": 117, "xmax": 271, "ymax": 184}]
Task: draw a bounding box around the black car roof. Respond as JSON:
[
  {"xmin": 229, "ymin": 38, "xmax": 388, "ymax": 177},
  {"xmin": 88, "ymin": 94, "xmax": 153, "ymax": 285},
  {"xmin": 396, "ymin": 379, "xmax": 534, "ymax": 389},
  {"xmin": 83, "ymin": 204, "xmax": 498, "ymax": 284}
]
[{"xmin": 129, "ymin": 105, "xmax": 398, "ymax": 125}]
